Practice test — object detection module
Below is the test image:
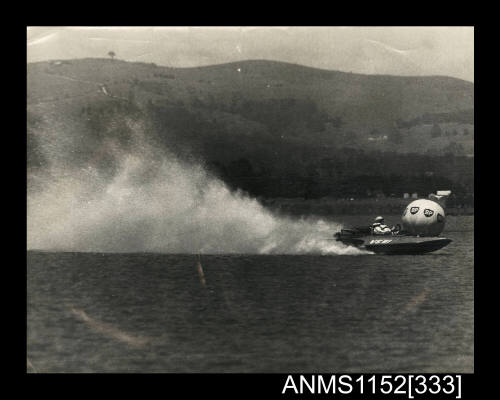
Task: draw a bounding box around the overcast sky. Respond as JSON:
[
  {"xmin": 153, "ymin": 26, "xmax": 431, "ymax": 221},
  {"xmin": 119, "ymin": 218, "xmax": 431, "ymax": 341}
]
[{"xmin": 27, "ymin": 26, "xmax": 474, "ymax": 82}]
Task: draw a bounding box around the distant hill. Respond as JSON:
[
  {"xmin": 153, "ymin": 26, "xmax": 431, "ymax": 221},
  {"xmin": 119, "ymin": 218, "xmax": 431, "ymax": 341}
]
[
  {"xmin": 27, "ymin": 58, "xmax": 474, "ymax": 201},
  {"xmin": 28, "ymin": 58, "xmax": 473, "ymax": 154}
]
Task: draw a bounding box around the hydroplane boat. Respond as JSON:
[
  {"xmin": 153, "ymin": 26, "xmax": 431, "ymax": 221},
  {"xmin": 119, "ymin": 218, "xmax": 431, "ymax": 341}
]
[{"xmin": 334, "ymin": 226, "xmax": 451, "ymax": 254}]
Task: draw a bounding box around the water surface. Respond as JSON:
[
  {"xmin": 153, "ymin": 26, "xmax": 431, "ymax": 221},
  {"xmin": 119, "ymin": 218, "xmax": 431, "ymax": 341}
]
[{"xmin": 27, "ymin": 215, "xmax": 473, "ymax": 373}]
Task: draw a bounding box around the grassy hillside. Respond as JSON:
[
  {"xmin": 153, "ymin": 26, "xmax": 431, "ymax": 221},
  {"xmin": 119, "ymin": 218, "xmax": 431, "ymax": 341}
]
[
  {"xmin": 27, "ymin": 58, "xmax": 474, "ymax": 205},
  {"xmin": 28, "ymin": 58, "xmax": 473, "ymax": 151}
]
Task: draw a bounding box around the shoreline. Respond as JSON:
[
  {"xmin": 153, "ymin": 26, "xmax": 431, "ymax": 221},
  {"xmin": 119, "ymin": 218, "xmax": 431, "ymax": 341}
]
[{"xmin": 261, "ymin": 198, "xmax": 473, "ymax": 217}]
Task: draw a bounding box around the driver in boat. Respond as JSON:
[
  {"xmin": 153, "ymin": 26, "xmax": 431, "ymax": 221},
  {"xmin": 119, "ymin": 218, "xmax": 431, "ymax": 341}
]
[{"xmin": 372, "ymin": 216, "xmax": 397, "ymax": 235}]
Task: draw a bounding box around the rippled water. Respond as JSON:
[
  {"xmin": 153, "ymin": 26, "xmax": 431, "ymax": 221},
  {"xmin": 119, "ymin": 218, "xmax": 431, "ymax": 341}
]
[{"xmin": 27, "ymin": 215, "xmax": 473, "ymax": 373}]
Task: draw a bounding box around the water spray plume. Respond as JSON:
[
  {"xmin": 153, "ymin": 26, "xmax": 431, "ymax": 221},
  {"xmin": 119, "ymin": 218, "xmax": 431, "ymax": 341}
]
[{"xmin": 27, "ymin": 117, "xmax": 364, "ymax": 255}]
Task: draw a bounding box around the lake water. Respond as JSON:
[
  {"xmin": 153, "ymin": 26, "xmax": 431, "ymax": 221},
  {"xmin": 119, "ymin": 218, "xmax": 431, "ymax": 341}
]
[{"xmin": 27, "ymin": 215, "xmax": 473, "ymax": 373}]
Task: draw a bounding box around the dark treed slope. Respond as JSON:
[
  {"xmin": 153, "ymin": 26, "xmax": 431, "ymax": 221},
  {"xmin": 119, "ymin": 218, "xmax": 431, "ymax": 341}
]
[{"xmin": 27, "ymin": 58, "xmax": 474, "ymax": 205}]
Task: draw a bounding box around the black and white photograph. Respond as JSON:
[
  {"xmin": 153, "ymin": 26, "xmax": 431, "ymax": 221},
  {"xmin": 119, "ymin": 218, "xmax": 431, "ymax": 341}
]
[{"xmin": 27, "ymin": 26, "xmax": 474, "ymax": 375}]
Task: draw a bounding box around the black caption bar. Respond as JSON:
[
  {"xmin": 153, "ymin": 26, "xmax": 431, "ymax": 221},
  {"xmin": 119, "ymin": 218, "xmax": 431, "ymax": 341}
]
[{"xmin": 25, "ymin": 373, "xmax": 475, "ymax": 398}]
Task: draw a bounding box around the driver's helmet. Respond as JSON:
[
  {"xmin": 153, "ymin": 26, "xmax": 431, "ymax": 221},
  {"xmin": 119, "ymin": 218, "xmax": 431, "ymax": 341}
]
[{"xmin": 374, "ymin": 216, "xmax": 384, "ymax": 223}]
